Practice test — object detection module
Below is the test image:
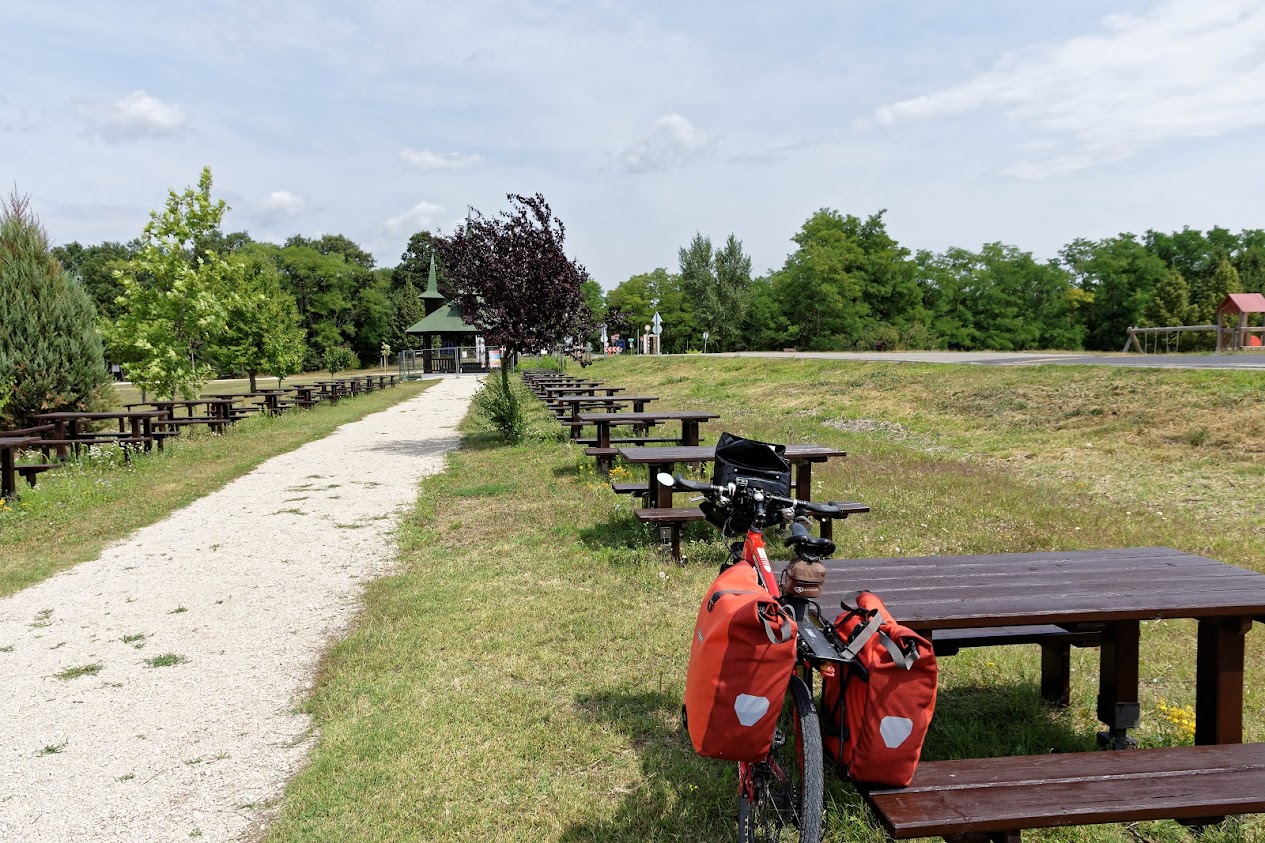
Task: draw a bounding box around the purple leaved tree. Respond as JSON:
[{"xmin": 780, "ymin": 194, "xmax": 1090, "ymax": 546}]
[{"xmin": 438, "ymin": 193, "xmax": 593, "ymax": 427}]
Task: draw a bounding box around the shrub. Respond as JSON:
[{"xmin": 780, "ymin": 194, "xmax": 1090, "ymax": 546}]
[
  {"xmin": 473, "ymin": 372, "xmax": 528, "ymax": 442},
  {"xmin": 0, "ymin": 193, "xmax": 110, "ymax": 427},
  {"xmin": 323, "ymin": 346, "xmax": 360, "ymax": 375}
]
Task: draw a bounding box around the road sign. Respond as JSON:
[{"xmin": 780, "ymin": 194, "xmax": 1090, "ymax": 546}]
[{"xmin": 652, "ymin": 311, "xmax": 663, "ymax": 335}]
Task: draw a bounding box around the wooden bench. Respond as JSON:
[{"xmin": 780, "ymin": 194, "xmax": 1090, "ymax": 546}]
[
  {"xmin": 15, "ymin": 463, "xmax": 59, "ymax": 487},
  {"xmin": 863, "ymin": 743, "xmax": 1265, "ymax": 841},
  {"xmin": 634, "ymin": 507, "xmax": 707, "ymax": 560},
  {"xmin": 932, "ymin": 624, "xmax": 1103, "ymax": 707},
  {"xmin": 636, "ymin": 501, "xmax": 870, "ymax": 561}
]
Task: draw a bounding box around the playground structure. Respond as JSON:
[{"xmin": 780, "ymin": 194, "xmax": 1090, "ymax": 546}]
[{"xmin": 1125, "ymin": 293, "xmax": 1265, "ymax": 353}]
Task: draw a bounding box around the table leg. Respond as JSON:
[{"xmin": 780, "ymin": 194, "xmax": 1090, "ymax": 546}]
[
  {"xmin": 1, "ymin": 446, "xmax": 15, "ymax": 500},
  {"xmin": 597, "ymin": 423, "xmax": 614, "ymax": 475},
  {"xmin": 1096, "ymin": 619, "xmax": 1141, "ymax": 748},
  {"xmin": 795, "ymin": 461, "xmax": 814, "ymax": 500},
  {"xmin": 651, "ymin": 461, "xmax": 674, "ymax": 509},
  {"xmin": 682, "ymin": 420, "xmax": 700, "ymax": 447},
  {"xmin": 1195, "ymin": 617, "xmax": 1250, "ymax": 745}
]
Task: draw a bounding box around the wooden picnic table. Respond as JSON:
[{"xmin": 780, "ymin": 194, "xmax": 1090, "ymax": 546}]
[
  {"xmin": 617, "ymin": 443, "xmax": 846, "ymax": 508},
  {"xmin": 578, "ymin": 411, "xmax": 720, "ymax": 447},
  {"xmin": 578, "ymin": 411, "xmax": 720, "ymax": 472},
  {"xmin": 830, "ymin": 546, "xmax": 1265, "ymax": 839},
  {"xmin": 0, "ymin": 436, "xmax": 40, "ymax": 500},
  {"xmin": 543, "ymin": 384, "xmax": 625, "ymax": 397},
  {"xmin": 34, "ymin": 410, "xmax": 168, "ymax": 455},
  {"xmin": 822, "ymin": 546, "xmax": 1265, "ymax": 747},
  {"xmin": 127, "ymin": 398, "xmax": 238, "ymax": 431},
  {"xmin": 549, "ymin": 395, "xmax": 659, "ymax": 420}
]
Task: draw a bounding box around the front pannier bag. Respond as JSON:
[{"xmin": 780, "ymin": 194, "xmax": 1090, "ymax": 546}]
[
  {"xmin": 821, "ymin": 591, "xmax": 937, "ymax": 787},
  {"xmin": 684, "ymin": 562, "xmax": 798, "ymax": 761},
  {"xmin": 702, "ymin": 433, "xmax": 793, "ymax": 536}
]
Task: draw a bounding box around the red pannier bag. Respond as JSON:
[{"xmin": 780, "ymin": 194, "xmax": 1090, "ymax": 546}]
[
  {"xmin": 684, "ymin": 563, "xmax": 798, "ymax": 762},
  {"xmin": 821, "ymin": 591, "xmax": 937, "ymax": 787}
]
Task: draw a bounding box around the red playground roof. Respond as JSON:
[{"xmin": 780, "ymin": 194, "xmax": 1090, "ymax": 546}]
[{"xmin": 1217, "ymin": 293, "xmax": 1265, "ymax": 315}]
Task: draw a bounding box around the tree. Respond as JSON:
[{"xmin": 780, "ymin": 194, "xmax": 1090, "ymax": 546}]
[
  {"xmin": 1143, "ymin": 268, "xmax": 1194, "ymax": 328},
  {"xmin": 437, "ymin": 193, "xmax": 592, "ymax": 433},
  {"xmin": 106, "ymin": 167, "xmax": 238, "ymax": 398},
  {"xmin": 51, "ymin": 240, "xmax": 135, "ymax": 322},
  {"xmin": 286, "ymin": 234, "xmax": 375, "ymax": 270},
  {"xmin": 211, "ymin": 243, "xmax": 307, "ymax": 391},
  {"xmin": 323, "ymin": 346, "xmax": 360, "ymax": 375},
  {"xmin": 1198, "ymin": 257, "xmax": 1242, "ymax": 324},
  {"xmin": 0, "ymin": 192, "xmax": 110, "ymax": 427},
  {"xmin": 713, "ymin": 234, "xmax": 754, "ymax": 350},
  {"xmin": 1060, "ymin": 234, "xmax": 1167, "ymax": 350},
  {"xmin": 274, "ymin": 241, "xmax": 365, "ymax": 364},
  {"xmin": 772, "ymin": 209, "xmax": 870, "ymax": 349},
  {"xmin": 394, "ymin": 231, "xmax": 443, "ymax": 292}
]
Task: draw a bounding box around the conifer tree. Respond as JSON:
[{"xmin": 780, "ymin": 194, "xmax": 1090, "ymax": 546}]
[
  {"xmin": 1143, "ymin": 268, "xmax": 1194, "ymax": 328},
  {"xmin": 0, "ymin": 192, "xmax": 110, "ymax": 427}
]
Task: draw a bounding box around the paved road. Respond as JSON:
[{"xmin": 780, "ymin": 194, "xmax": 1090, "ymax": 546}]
[{"xmin": 719, "ymin": 350, "xmax": 1265, "ymax": 370}]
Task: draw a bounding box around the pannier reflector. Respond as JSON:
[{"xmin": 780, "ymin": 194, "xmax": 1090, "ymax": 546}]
[{"xmin": 734, "ymin": 694, "xmax": 770, "ymax": 727}]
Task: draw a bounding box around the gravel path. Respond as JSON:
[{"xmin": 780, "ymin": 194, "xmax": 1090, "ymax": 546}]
[{"xmin": 0, "ymin": 376, "xmax": 481, "ymax": 842}]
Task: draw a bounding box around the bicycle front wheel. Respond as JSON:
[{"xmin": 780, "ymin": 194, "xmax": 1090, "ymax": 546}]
[{"xmin": 738, "ymin": 674, "xmax": 824, "ymax": 843}]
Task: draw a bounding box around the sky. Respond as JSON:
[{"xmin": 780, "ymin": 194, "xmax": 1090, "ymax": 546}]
[{"xmin": 4, "ymin": 0, "xmax": 1264, "ymax": 288}]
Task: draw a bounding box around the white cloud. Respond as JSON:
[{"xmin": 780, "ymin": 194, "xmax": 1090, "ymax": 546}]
[
  {"xmin": 384, "ymin": 201, "xmax": 445, "ymax": 235},
  {"xmin": 399, "ymin": 148, "xmax": 482, "ymax": 171},
  {"xmin": 869, "ymin": 0, "xmax": 1265, "ymax": 178},
  {"xmin": 620, "ymin": 112, "xmax": 710, "ymax": 174},
  {"xmin": 259, "ymin": 190, "xmax": 305, "ymax": 217},
  {"xmin": 76, "ymin": 90, "xmax": 188, "ymax": 141}
]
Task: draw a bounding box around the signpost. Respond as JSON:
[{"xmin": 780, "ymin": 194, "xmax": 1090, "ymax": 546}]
[{"xmin": 702, "ymin": 330, "xmax": 709, "ymax": 354}]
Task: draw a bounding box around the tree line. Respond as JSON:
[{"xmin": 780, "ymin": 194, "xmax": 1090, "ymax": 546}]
[{"xmin": 600, "ymin": 210, "xmax": 1265, "ymax": 354}]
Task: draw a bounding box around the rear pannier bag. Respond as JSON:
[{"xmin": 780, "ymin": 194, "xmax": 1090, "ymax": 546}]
[
  {"xmin": 702, "ymin": 433, "xmax": 793, "ymax": 536},
  {"xmin": 684, "ymin": 562, "xmax": 798, "ymax": 761},
  {"xmin": 821, "ymin": 591, "xmax": 937, "ymax": 787}
]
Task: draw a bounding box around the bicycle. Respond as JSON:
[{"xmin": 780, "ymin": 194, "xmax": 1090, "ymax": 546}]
[{"xmin": 663, "ymin": 470, "xmax": 866, "ymax": 843}]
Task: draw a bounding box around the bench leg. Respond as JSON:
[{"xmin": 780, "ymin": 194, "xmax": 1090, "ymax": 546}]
[
  {"xmin": 945, "ymin": 831, "xmax": 1021, "ymax": 843},
  {"xmin": 658, "ymin": 524, "xmax": 682, "ymax": 563},
  {"xmin": 1040, "ymin": 642, "xmax": 1072, "ymax": 708},
  {"xmin": 820, "ymin": 517, "xmax": 833, "ymax": 541}
]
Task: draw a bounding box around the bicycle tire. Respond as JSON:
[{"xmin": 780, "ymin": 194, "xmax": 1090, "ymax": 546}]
[{"xmin": 738, "ymin": 674, "xmax": 824, "ymax": 843}]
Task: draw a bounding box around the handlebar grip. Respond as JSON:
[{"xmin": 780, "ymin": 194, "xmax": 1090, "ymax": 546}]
[
  {"xmin": 798, "ymin": 500, "xmax": 843, "ymax": 517},
  {"xmin": 671, "ymin": 475, "xmax": 713, "ymax": 493}
]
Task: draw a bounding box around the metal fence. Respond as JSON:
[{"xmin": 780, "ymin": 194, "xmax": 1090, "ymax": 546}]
[{"xmin": 398, "ymin": 347, "xmax": 492, "ymax": 378}]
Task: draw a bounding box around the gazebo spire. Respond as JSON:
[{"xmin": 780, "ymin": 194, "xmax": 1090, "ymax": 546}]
[{"xmin": 420, "ymin": 253, "xmax": 445, "ymax": 315}]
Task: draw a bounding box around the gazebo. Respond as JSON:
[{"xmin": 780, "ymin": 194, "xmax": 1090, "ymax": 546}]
[
  {"xmin": 1215, "ymin": 293, "xmax": 1265, "ymax": 351},
  {"xmin": 403, "ymin": 256, "xmax": 488, "ymax": 373}
]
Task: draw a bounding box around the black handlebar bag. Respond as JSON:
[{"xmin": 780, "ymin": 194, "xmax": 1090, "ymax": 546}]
[{"xmin": 703, "ymin": 433, "xmax": 793, "ymax": 535}]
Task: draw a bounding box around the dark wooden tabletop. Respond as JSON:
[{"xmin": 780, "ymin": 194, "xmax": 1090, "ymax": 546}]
[
  {"xmin": 577, "ymin": 411, "xmax": 719, "ymax": 423},
  {"xmin": 617, "ymin": 444, "xmax": 846, "ymax": 463},
  {"xmin": 35, "ymin": 411, "xmax": 167, "ymax": 420},
  {"xmin": 0, "ymin": 436, "xmax": 40, "ymax": 448},
  {"xmin": 820, "ymin": 547, "xmax": 1265, "ymax": 629}
]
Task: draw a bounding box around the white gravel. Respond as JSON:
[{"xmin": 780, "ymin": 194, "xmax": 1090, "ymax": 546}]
[{"xmin": 0, "ymin": 376, "xmax": 481, "ymax": 842}]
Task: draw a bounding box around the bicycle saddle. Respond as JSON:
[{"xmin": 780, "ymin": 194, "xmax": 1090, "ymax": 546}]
[{"xmin": 784, "ymin": 534, "xmax": 835, "ymax": 562}]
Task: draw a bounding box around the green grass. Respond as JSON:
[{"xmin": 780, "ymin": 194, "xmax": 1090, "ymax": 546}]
[
  {"xmin": 0, "ymin": 379, "xmax": 434, "ymax": 598},
  {"xmin": 53, "ymin": 662, "xmax": 103, "ymax": 680},
  {"xmin": 264, "ymin": 357, "xmax": 1264, "ymax": 842},
  {"xmin": 144, "ymin": 652, "xmax": 186, "ymax": 668}
]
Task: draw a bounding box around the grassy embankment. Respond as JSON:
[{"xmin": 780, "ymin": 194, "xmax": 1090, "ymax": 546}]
[
  {"xmin": 265, "ymin": 356, "xmax": 1264, "ymax": 843},
  {"xmin": 0, "ymin": 377, "xmax": 434, "ymax": 597}
]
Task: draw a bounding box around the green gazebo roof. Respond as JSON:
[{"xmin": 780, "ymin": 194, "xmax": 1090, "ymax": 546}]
[{"xmin": 405, "ymin": 301, "xmax": 479, "ymax": 334}]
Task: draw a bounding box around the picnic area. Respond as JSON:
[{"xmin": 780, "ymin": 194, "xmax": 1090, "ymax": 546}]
[{"xmin": 2, "ymin": 352, "xmax": 1264, "ymax": 841}]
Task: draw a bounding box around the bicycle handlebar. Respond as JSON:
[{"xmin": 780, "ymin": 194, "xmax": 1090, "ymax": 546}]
[{"xmin": 657, "ymin": 473, "xmax": 844, "ymax": 518}]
